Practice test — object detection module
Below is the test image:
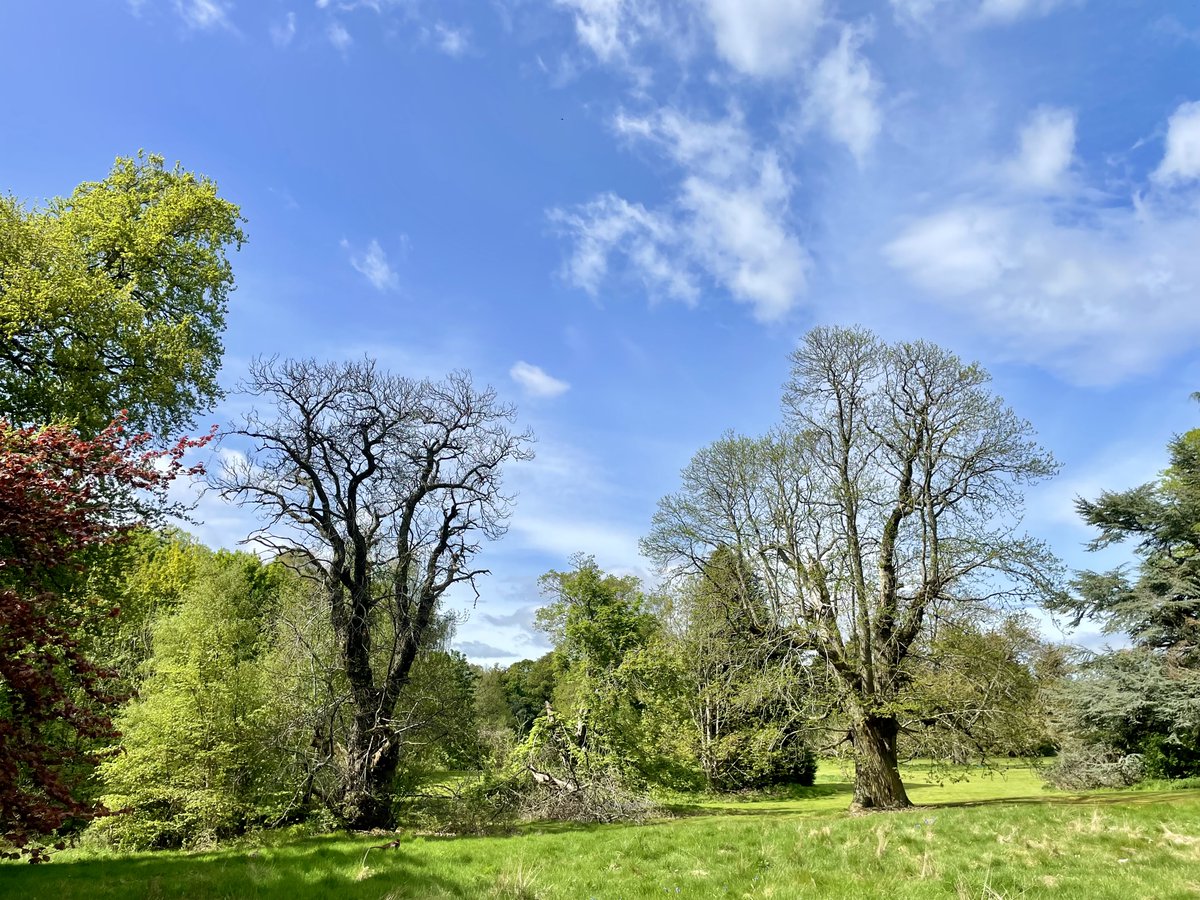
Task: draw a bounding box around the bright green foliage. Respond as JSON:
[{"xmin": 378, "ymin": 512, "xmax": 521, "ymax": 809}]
[
  {"xmin": 473, "ymin": 665, "xmax": 519, "ymax": 733},
  {"xmin": 0, "ymin": 153, "xmax": 244, "ymax": 436},
  {"xmin": 536, "ymin": 557, "xmax": 656, "ymax": 680},
  {"xmin": 531, "ymin": 556, "xmax": 663, "ymax": 781},
  {"xmin": 75, "ymin": 529, "xmax": 211, "ymax": 694},
  {"xmin": 1049, "ymin": 416, "xmax": 1200, "ymax": 779},
  {"xmin": 397, "ymin": 650, "xmax": 481, "ymax": 776},
  {"xmin": 96, "ymin": 551, "xmax": 287, "ymax": 849}
]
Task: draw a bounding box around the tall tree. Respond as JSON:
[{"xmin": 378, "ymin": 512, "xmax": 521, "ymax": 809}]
[
  {"xmin": 214, "ymin": 357, "xmax": 532, "ymax": 827},
  {"xmin": 97, "ymin": 551, "xmax": 288, "ymax": 849},
  {"xmin": 643, "ymin": 326, "xmax": 1061, "ymax": 809},
  {"xmin": 0, "ymin": 153, "xmax": 244, "ymax": 436},
  {"xmin": 1048, "ymin": 406, "xmax": 1200, "ymax": 777},
  {"xmin": 0, "ymin": 417, "xmax": 207, "ymax": 859},
  {"xmin": 533, "ymin": 556, "xmax": 658, "ymax": 779}
]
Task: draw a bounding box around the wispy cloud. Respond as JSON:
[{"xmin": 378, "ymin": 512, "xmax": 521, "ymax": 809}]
[
  {"xmin": 553, "ymin": 0, "xmax": 644, "ymax": 65},
  {"xmin": 510, "ymin": 361, "xmax": 571, "ymax": 398},
  {"xmin": 553, "ymin": 107, "xmax": 808, "ymax": 322},
  {"xmin": 1153, "ymin": 100, "xmax": 1200, "ymax": 184},
  {"xmin": 703, "ymin": 0, "xmax": 825, "ymax": 78},
  {"xmin": 328, "ymin": 20, "xmax": 353, "ymax": 53},
  {"xmin": 342, "ymin": 238, "xmax": 401, "ymax": 291},
  {"xmin": 977, "ymin": 0, "xmax": 1077, "ymax": 24},
  {"xmin": 882, "ymin": 103, "xmax": 1200, "ymax": 383},
  {"xmin": 433, "ymin": 22, "xmax": 470, "ymax": 57},
  {"xmin": 454, "ymin": 640, "xmax": 520, "ymax": 659},
  {"xmin": 270, "ymin": 11, "xmax": 296, "ymax": 47},
  {"xmin": 891, "ymin": 0, "xmax": 1078, "ymax": 27},
  {"xmin": 1005, "ymin": 106, "xmax": 1076, "ymax": 192},
  {"xmin": 805, "ymin": 25, "xmax": 883, "ymax": 162},
  {"xmin": 174, "ymin": 0, "xmax": 233, "ymax": 30}
]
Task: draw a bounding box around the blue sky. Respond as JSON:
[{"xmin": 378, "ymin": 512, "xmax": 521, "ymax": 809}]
[{"xmin": 4, "ymin": 0, "xmax": 1200, "ymax": 660}]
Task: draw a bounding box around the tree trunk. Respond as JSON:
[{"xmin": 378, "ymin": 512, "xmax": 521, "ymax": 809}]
[
  {"xmin": 341, "ymin": 716, "xmax": 402, "ymax": 829},
  {"xmin": 851, "ymin": 715, "xmax": 911, "ymax": 810}
]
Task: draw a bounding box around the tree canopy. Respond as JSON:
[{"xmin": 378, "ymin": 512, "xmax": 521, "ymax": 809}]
[
  {"xmin": 0, "ymin": 153, "xmax": 244, "ymax": 436},
  {"xmin": 1048, "ymin": 410, "xmax": 1200, "ymax": 780},
  {"xmin": 643, "ymin": 326, "xmax": 1062, "ymax": 809}
]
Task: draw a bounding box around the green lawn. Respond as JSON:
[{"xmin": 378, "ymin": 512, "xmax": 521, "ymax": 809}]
[{"xmin": 5, "ymin": 763, "xmax": 1200, "ymax": 899}]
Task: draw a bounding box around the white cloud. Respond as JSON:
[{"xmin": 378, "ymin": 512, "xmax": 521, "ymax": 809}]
[
  {"xmin": 510, "ymin": 361, "xmax": 571, "ymax": 398},
  {"xmin": 1006, "ymin": 106, "xmax": 1076, "ymax": 191},
  {"xmin": 889, "ymin": 0, "xmax": 953, "ymax": 25},
  {"xmin": 556, "ymin": 0, "xmax": 627, "ymax": 62},
  {"xmin": 553, "ymin": 0, "xmax": 671, "ymax": 68},
  {"xmin": 175, "ymin": 0, "xmax": 232, "ymax": 30},
  {"xmin": 342, "ymin": 238, "xmax": 400, "ymax": 291},
  {"xmin": 806, "ymin": 26, "xmax": 883, "ymax": 162},
  {"xmin": 270, "ymin": 11, "xmax": 296, "ymax": 47},
  {"xmin": 328, "ymin": 20, "xmax": 353, "ymax": 52},
  {"xmin": 1153, "ymin": 100, "xmax": 1200, "ymax": 184},
  {"xmin": 891, "ymin": 0, "xmax": 1075, "ymax": 26},
  {"xmin": 886, "ymin": 207, "xmax": 1013, "ymax": 295},
  {"xmin": 434, "ymin": 22, "xmax": 469, "ymax": 57},
  {"xmin": 510, "ymin": 513, "xmax": 644, "ymax": 568},
  {"xmin": 977, "ymin": 0, "xmax": 1074, "ymax": 23},
  {"xmin": 554, "ymin": 109, "xmax": 808, "ymax": 322},
  {"xmin": 501, "ymin": 439, "xmax": 651, "ymax": 573},
  {"xmin": 550, "ymin": 194, "xmax": 697, "ymax": 302},
  {"xmin": 703, "ymin": 0, "xmax": 824, "ymax": 77},
  {"xmin": 884, "ymin": 197, "xmax": 1200, "ymax": 382}
]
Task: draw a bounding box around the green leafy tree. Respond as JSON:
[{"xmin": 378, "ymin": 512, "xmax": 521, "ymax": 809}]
[
  {"xmin": 523, "ymin": 556, "xmax": 659, "ymax": 787},
  {"xmin": 0, "ymin": 153, "xmax": 244, "ymax": 436},
  {"xmin": 672, "ymin": 548, "xmax": 821, "ymax": 790},
  {"xmin": 473, "ymin": 665, "xmax": 519, "ymax": 734},
  {"xmin": 901, "ymin": 615, "xmax": 1063, "ymax": 764},
  {"xmin": 1048, "ymin": 410, "xmax": 1200, "ymax": 779},
  {"xmin": 644, "ymin": 327, "xmax": 1061, "ymax": 809},
  {"xmin": 74, "ymin": 529, "xmax": 211, "ymax": 698},
  {"xmin": 502, "ymin": 654, "xmax": 557, "ymax": 735},
  {"xmin": 96, "ymin": 551, "xmax": 288, "ymax": 849}
]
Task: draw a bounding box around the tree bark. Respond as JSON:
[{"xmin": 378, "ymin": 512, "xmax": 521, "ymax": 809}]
[
  {"xmin": 851, "ymin": 714, "xmax": 911, "ymax": 810},
  {"xmin": 341, "ymin": 715, "xmax": 402, "ymax": 829}
]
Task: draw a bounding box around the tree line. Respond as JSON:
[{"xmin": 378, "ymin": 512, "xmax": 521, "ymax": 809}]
[{"xmin": 1, "ymin": 156, "xmax": 1197, "ymax": 859}]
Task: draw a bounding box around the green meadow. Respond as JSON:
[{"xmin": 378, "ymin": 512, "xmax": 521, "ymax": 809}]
[{"xmin": 5, "ymin": 763, "xmax": 1198, "ymax": 900}]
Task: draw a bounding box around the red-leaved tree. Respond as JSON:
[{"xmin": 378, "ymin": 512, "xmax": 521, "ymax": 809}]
[{"xmin": 0, "ymin": 416, "xmax": 211, "ymax": 861}]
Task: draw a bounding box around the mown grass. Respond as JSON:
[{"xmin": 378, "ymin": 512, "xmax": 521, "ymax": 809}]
[{"xmin": 4, "ymin": 763, "xmax": 1200, "ymax": 899}]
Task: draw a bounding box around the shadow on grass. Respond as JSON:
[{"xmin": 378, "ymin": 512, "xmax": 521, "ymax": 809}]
[
  {"xmin": 668, "ymin": 782, "xmax": 1200, "ymax": 821},
  {"xmin": 0, "ymin": 836, "xmax": 473, "ymax": 900},
  {"xmin": 926, "ymin": 787, "xmax": 1200, "ymax": 811}
]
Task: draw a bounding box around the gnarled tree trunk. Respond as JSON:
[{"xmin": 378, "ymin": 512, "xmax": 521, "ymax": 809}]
[
  {"xmin": 341, "ymin": 713, "xmax": 403, "ymax": 829},
  {"xmin": 851, "ymin": 714, "xmax": 911, "ymax": 810}
]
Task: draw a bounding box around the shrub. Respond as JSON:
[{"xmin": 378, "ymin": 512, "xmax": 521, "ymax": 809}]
[{"xmin": 1041, "ymin": 745, "xmax": 1145, "ymax": 790}]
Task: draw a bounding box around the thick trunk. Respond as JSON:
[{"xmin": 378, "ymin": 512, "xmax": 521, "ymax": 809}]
[
  {"xmin": 341, "ymin": 715, "xmax": 402, "ymax": 829},
  {"xmin": 851, "ymin": 715, "xmax": 911, "ymax": 810}
]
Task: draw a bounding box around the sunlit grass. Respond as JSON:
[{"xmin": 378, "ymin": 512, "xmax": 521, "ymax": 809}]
[{"xmin": 4, "ymin": 762, "xmax": 1199, "ymax": 899}]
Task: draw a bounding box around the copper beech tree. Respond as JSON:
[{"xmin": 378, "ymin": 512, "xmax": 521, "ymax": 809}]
[
  {"xmin": 0, "ymin": 417, "xmax": 210, "ymax": 860},
  {"xmin": 642, "ymin": 327, "xmax": 1062, "ymax": 810},
  {"xmin": 215, "ymin": 357, "xmax": 532, "ymax": 828}
]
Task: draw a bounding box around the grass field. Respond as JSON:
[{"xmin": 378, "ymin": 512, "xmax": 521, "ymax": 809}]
[{"xmin": 4, "ymin": 763, "xmax": 1199, "ymax": 899}]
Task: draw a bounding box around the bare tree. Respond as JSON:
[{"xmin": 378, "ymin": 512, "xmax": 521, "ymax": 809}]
[
  {"xmin": 214, "ymin": 357, "xmax": 533, "ymax": 827},
  {"xmin": 642, "ymin": 327, "xmax": 1062, "ymax": 810}
]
